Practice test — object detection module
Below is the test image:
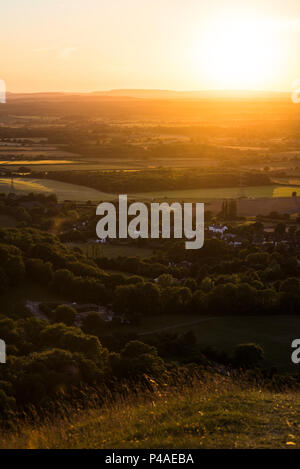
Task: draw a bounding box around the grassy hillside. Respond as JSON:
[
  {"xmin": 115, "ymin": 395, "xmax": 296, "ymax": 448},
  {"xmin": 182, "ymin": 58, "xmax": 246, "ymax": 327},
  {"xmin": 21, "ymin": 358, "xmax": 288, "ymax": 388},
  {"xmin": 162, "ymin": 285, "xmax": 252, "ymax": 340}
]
[{"xmin": 2, "ymin": 375, "xmax": 299, "ymax": 449}]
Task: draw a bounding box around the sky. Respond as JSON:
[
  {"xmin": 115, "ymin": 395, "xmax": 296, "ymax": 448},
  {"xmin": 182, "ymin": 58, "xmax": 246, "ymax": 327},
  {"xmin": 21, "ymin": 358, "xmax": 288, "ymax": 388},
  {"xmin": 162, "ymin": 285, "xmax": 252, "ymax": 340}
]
[{"xmin": 2, "ymin": 0, "xmax": 300, "ymax": 92}]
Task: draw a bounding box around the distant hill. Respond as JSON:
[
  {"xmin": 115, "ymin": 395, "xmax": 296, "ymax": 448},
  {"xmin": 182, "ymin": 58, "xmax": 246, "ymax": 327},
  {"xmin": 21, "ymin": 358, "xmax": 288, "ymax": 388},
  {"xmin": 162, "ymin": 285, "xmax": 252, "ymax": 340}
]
[
  {"xmin": 7, "ymin": 89, "xmax": 289, "ymax": 101},
  {"xmin": 91, "ymin": 89, "xmax": 289, "ymax": 100}
]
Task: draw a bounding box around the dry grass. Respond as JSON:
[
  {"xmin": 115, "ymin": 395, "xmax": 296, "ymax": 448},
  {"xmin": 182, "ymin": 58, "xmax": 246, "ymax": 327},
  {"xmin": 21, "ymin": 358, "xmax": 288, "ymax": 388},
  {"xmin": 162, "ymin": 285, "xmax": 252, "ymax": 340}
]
[{"xmin": 2, "ymin": 375, "xmax": 300, "ymax": 449}]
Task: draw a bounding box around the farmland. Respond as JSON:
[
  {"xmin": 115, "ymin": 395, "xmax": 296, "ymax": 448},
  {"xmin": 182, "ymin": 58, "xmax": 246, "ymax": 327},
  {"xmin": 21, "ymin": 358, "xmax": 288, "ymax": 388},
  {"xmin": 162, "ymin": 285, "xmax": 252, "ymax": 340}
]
[
  {"xmin": 1, "ymin": 176, "xmax": 300, "ymax": 210},
  {"xmin": 0, "ymin": 177, "xmax": 113, "ymax": 202},
  {"xmin": 132, "ymin": 184, "xmax": 300, "ymax": 200},
  {"xmin": 3, "ymin": 0, "xmax": 300, "ymax": 447}
]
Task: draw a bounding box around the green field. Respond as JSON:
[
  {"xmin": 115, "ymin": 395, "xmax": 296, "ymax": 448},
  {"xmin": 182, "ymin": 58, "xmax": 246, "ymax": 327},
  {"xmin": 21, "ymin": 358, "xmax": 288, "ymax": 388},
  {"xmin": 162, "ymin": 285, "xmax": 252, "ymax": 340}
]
[
  {"xmin": 132, "ymin": 185, "xmax": 300, "ymax": 200},
  {"xmin": 1, "ymin": 177, "xmax": 300, "ymax": 204},
  {"xmin": 138, "ymin": 314, "xmax": 300, "ymax": 372},
  {"xmin": 0, "ymin": 177, "xmax": 113, "ymax": 202}
]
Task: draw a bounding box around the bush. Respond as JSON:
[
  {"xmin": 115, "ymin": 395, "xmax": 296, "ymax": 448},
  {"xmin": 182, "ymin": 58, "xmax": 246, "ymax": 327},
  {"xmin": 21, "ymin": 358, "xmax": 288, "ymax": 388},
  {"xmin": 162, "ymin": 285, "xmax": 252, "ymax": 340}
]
[
  {"xmin": 53, "ymin": 305, "xmax": 77, "ymax": 326},
  {"xmin": 234, "ymin": 343, "xmax": 264, "ymax": 368}
]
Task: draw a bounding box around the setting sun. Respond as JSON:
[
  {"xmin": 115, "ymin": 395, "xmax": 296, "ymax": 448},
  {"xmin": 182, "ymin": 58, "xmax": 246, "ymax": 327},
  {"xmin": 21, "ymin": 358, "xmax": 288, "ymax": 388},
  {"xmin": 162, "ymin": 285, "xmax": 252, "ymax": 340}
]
[
  {"xmin": 1, "ymin": 0, "xmax": 298, "ymax": 93},
  {"xmin": 199, "ymin": 19, "xmax": 281, "ymax": 89}
]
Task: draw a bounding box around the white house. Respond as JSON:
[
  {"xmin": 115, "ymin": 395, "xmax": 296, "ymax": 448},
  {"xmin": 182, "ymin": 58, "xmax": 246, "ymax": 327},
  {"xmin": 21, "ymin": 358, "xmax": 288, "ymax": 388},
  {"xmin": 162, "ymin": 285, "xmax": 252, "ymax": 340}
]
[{"xmin": 208, "ymin": 225, "xmax": 228, "ymax": 234}]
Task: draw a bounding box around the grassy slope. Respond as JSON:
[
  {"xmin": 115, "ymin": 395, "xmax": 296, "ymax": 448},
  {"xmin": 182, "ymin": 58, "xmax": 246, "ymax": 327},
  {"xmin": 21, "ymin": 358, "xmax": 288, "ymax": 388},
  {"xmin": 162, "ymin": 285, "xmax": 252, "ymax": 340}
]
[{"xmin": 2, "ymin": 376, "xmax": 300, "ymax": 449}]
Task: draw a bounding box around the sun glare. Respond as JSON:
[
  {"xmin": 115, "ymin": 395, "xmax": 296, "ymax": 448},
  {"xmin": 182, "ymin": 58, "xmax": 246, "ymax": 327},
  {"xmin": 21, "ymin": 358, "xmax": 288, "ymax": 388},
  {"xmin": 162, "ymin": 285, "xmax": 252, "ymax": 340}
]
[{"xmin": 199, "ymin": 19, "xmax": 280, "ymax": 90}]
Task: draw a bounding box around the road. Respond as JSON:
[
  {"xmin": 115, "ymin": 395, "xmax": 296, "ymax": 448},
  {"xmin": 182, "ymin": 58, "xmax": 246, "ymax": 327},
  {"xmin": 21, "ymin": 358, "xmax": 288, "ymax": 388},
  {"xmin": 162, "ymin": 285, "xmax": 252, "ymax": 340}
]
[{"xmin": 25, "ymin": 300, "xmax": 48, "ymax": 320}]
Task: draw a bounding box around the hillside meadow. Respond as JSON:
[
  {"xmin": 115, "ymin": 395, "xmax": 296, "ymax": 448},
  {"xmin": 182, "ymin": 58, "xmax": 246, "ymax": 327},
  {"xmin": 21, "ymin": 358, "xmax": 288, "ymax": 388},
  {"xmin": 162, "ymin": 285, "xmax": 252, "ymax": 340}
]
[{"xmin": 1, "ymin": 374, "xmax": 299, "ymax": 449}]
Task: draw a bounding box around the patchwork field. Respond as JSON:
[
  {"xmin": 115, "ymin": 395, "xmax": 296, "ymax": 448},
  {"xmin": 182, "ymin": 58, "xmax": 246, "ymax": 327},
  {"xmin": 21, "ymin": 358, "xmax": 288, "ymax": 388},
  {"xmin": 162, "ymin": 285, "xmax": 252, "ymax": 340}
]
[
  {"xmin": 206, "ymin": 196, "xmax": 300, "ymax": 216},
  {"xmin": 132, "ymin": 185, "xmax": 300, "ymax": 200},
  {"xmin": 0, "ymin": 177, "xmax": 113, "ymax": 202},
  {"xmin": 1, "ymin": 177, "xmax": 300, "ymax": 220},
  {"xmin": 1, "ymin": 177, "xmax": 299, "ymax": 199},
  {"xmin": 0, "ymin": 160, "xmax": 75, "ymax": 166}
]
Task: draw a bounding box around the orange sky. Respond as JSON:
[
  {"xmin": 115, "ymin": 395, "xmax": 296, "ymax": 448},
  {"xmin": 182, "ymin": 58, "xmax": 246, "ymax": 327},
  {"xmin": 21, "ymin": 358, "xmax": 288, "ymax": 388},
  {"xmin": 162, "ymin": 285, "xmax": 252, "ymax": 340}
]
[{"xmin": 2, "ymin": 0, "xmax": 300, "ymax": 92}]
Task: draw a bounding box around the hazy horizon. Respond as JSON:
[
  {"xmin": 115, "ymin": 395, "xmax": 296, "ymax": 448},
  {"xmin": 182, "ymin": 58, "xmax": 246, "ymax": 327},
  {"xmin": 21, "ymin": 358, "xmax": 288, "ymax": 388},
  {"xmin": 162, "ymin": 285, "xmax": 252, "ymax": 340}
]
[
  {"xmin": 3, "ymin": 0, "xmax": 300, "ymax": 93},
  {"xmin": 5, "ymin": 88, "xmax": 292, "ymax": 96}
]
